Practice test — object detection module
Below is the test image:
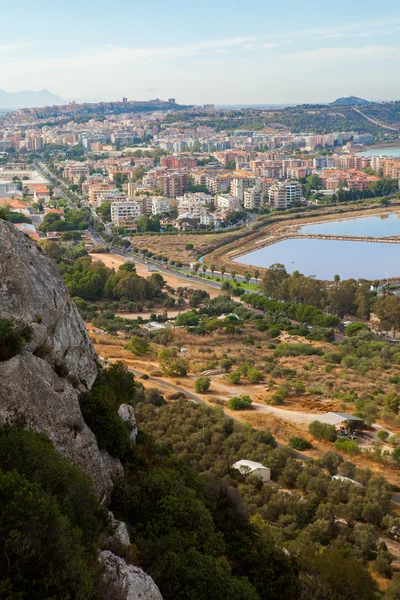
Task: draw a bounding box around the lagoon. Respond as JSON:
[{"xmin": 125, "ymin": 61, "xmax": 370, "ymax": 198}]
[
  {"xmin": 299, "ymin": 211, "xmax": 400, "ymax": 237},
  {"xmin": 357, "ymin": 146, "xmax": 400, "ymax": 158},
  {"xmin": 235, "ymin": 238, "xmax": 400, "ymax": 280}
]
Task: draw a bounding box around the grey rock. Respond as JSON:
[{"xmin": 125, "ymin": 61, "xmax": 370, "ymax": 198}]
[
  {"xmin": 0, "ymin": 220, "xmax": 120, "ymax": 500},
  {"xmin": 99, "ymin": 551, "xmax": 163, "ymax": 600},
  {"xmin": 0, "ymin": 220, "xmax": 98, "ymax": 388},
  {"xmin": 0, "ymin": 353, "xmax": 114, "ymax": 500},
  {"xmin": 118, "ymin": 404, "xmax": 138, "ymax": 442},
  {"xmin": 103, "ymin": 512, "xmax": 131, "ymax": 550}
]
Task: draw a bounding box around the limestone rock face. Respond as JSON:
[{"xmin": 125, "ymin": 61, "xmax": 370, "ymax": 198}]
[
  {"xmin": 0, "ymin": 220, "xmax": 98, "ymax": 388},
  {"xmin": 102, "ymin": 512, "xmax": 131, "ymax": 552},
  {"xmin": 0, "ymin": 220, "xmax": 119, "ymax": 500},
  {"xmin": 99, "ymin": 551, "xmax": 163, "ymax": 600},
  {"xmin": 118, "ymin": 404, "xmax": 138, "ymax": 442}
]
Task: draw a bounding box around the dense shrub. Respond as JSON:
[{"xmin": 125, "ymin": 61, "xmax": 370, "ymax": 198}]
[
  {"xmin": 345, "ymin": 322, "xmax": 370, "ymax": 337},
  {"xmin": 289, "ymin": 437, "xmax": 312, "ymax": 451},
  {"xmin": 274, "ymin": 343, "xmax": 323, "ymax": 358},
  {"xmin": 79, "ymin": 386, "xmax": 131, "ymax": 458},
  {"xmin": 0, "ymin": 428, "xmax": 101, "ymax": 599},
  {"xmin": 221, "ymin": 358, "xmax": 233, "ymax": 372},
  {"xmin": 125, "ymin": 335, "xmax": 151, "ymax": 356},
  {"xmin": 247, "ymin": 368, "xmax": 264, "ymax": 383},
  {"xmin": 308, "ymin": 420, "xmax": 337, "ymax": 442},
  {"xmin": 228, "ymin": 372, "xmax": 241, "ymax": 385},
  {"xmin": 334, "ymin": 439, "xmax": 360, "ymax": 455},
  {"xmin": 228, "ymin": 395, "xmax": 252, "ymax": 410},
  {"xmin": 0, "ymin": 318, "xmax": 31, "ymax": 362},
  {"xmin": 161, "ymin": 358, "xmax": 189, "ymax": 377},
  {"xmin": 195, "ymin": 376, "xmax": 211, "ymax": 393}
]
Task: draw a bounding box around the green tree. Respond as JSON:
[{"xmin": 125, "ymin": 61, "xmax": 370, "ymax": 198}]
[
  {"xmin": 375, "ymin": 295, "xmax": 400, "ymax": 331},
  {"xmin": 228, "ymin": 395, "xmax": 252, "ymax": 410},
  {"xmin": 0, "ymin": 469, "xmax": 95, "ymax": 599},
  {"xmin": 195, "ymin": 376, "xmax": 211, "ymax": 393},
  {"xmin": 126, "ymin": 335, "xmax": 151, "ymax": 356},
  {"xmin": 309, "ymin": 421, "xmax": 337, "ymax": 442},
  {"xmin": 262, "ymin": 263, "xmax": 289, "ymax": 299}
]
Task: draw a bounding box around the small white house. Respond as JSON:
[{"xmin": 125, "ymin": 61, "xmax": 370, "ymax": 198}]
[{"xmin": 232, "ymin": 460, "xmax": 271, "ymax": 482}]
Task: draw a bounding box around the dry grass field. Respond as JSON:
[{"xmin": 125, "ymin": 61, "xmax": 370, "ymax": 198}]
[
  {"xmin": 89, "ymin": 310, "xmax": 400, "ymax": 484},
  {"xmin": 129, "ymin": 232, "xmax": 226, "ymax": 264}
]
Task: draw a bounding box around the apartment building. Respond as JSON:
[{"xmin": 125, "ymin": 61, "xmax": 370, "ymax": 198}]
[
  {"xmin": 230, "ymin": 177, "xmax": 256, "ymax": 200},
  {"xmin": 313, "ymin": 157, "xmax": 335, "ymax": 169},
  {"xmin": 268, "ymin": 181, "xmax": 303, "ymax": 209},
  {"xmin": 177, "ymin": 193, "xmax": 212, "ymax": 218},
  {"xmin": 334, "ymin": 155, "xmax": 370, "ymax": 171},
  {"xmin": 319, "ymin": 169, "xmax": 379, "ymax": 191},
  {"xmin": 97, "ymin": 191, "xmax": 127, "ymax": 206},
  {"xmin": 285, "ymin": 167, "xmax": 310, "ymax": 180},
  {"xmin": 111, "ymin": 200, "xmax": 142, "ymax": 224},
  {"xmin": 134, "ymin": 195, "xmax": 154, "ymax": 215},
  {"xmin": 158, "ymin": 173, "xmax": 188, "ymax": 198},
  {"xmin": 382, "ymin": 159, "xmax": 400, "ymax": 180},
  {"xmin": 88, "ymin": 182, "xmax": 118, "ymax": 205},
  {"xmin": 244, "ymin": 186, "xmax": 263, "ymax": 211},
  {"xmin": 152, "ymin": 197, "xmax": 171, "ymax": 215},
  {"xmin": 63, "ymin": 162, "xmax": 90, "ymax": 182},
  {"xmin": 259, "ymin": 177, "xmax": 278, "ymax": 195},
  {"xmin": 216, "ymin": 195, "xmax": 241, "ymax": 211},
  {"xmin": 160, "ymin": 155, "xmax": 197, "ymax": 169},
  {"xmin": 206, "ymin": 175, "xmax": 231, "ymax": 194}
]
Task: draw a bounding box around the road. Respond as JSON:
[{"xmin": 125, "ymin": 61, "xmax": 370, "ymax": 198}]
[
  {"xmin": 352, "ymin": 107, "xmax": 399, "ymax": 133},
  {"xmin": 112, "ymin": 363, "xmax": 311, "ymax": 461}
]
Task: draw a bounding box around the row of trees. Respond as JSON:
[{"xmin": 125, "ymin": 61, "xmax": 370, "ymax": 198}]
[{"xmin": 260, "ymin": 263, "xmax": 400, "ymax": 325}]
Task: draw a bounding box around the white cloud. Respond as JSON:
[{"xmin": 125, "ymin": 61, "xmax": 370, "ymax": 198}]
[
  {"xmin": 283, "ymin": 45, "xmax": 400, "ymax": 62},
  {"xmin": 0, "ymin": 40, "xmax": 33, "ymax": 53}
]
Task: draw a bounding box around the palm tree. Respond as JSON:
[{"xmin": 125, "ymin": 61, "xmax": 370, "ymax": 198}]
[
  {"xmin": 244, "ymin": 270, "xmax": 251, "ymax": 290},
  {"xmin": 231, "ymin": 269, "xmax": 237, "ymax": 282},
  {"xmin": 193, "ymin": 263, "xmax": 200, "ymax": 274},
  {"xmin": 221, "ymin": 265, "xmax": 226, "ymax": 279},
  {"xmin": 254, "ymin": 269, "xmax": 260, "ymax": 285},
  {"xmin": 334, "ymin": 274, "xmax": 340, "ymax": 286},
  {"xmin": 210, "ymin": 263, "xmax": 216, "ymax": 277},
  {"xmin": 202, "ymin": 264, "xmax": 207, "ymax": 275}
]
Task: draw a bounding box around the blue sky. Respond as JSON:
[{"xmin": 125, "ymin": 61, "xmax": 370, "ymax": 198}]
[{"xmin": 1, "ymin": 0, "xmax": 400, "ymax": 104}]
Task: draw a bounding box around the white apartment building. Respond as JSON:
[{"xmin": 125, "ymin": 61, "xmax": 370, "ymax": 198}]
[
  {"xmin": 111, "ymin": 200, "xmax": 142, "ymax": 224},
  {"xmin": 152, "ymin": 197, "xmax": 171, "ymax": 215},
  {"xmin": 216, "ymin": 195, "xmax": 241, "ymax": 211},
  {"xmin": 206, "ymin": 176, "xmax": 231, "ymax": 194},
  {"xmin": 135, "ymin": 195, "xmax": 154, "ymax": 215},
  {"xmin": 199, "ymin": 210, "xmax": 213, "ymax": 226},
  {"xmin": 96, "ymin": 191, "xmax": 127, "ymax": 207},
  {"xmin": 230, "ymin": 178, "xmax": 254, "ymax": 200},
  {"xmin": 268, "ymin": 181, "xmax": 303, "ymax": 210},
  {"xmin": 244, "ymin": 185, "xmax": 263, "ymax": 211},
  {"xmin": 176, "ymin": 193, "xmax": 213, "ymax": 218}
]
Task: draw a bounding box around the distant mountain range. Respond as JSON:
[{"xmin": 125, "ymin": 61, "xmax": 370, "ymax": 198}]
[
  {"xmin": 0, "ymin": 88, "xmax": 64, "ymax": 109},
  {"xmin": 330, "ymin": 96, "xmax": 371, "ymax": 107}
]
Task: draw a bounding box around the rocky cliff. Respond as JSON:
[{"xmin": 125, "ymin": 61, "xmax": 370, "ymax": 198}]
[
  {"xmin": 0, "ymin": 220, "xmax": 163, "ymax": 599},
  {"xmin": 0, "ymin": 220, "xmax": 119, "ymax": 500}
]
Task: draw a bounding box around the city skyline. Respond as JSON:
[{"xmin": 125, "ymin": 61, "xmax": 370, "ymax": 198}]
[{"xmin": 1, "ymin": 0, "xmax": 400, "ymax": 104}]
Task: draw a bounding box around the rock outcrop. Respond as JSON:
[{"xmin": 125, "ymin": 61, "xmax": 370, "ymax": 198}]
[
  {"xmin": 0, "ymin": 220, "xmax": 118, "ymax": 500},
  {"xmin": 0, "ymin": 221, "xmax": 163, "ymax": 598},
  {"xmin": 118, "ymin": 403, "xmax": 138, "ymax": 442},
  {"xmin": 99, "ymin": 551, "xmax": 163, "ymax": 600}
]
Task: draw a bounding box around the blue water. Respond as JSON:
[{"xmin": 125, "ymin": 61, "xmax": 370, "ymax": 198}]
[
  {"xmin": 357, "ymin": 146, "xmax": 400, "ymax": 157},
  {"xmin": 300, "ymin": 212, "xmax": 400, "ymax": 237},
  {"xmin": 235, "ymin": 238, "xmax": 400, "ymax": 280}
]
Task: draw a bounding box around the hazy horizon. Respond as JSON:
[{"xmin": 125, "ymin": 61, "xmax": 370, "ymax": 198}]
[{"xmin": 1, "ymin": 0, "xmax": 400, "ymax": 105}]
